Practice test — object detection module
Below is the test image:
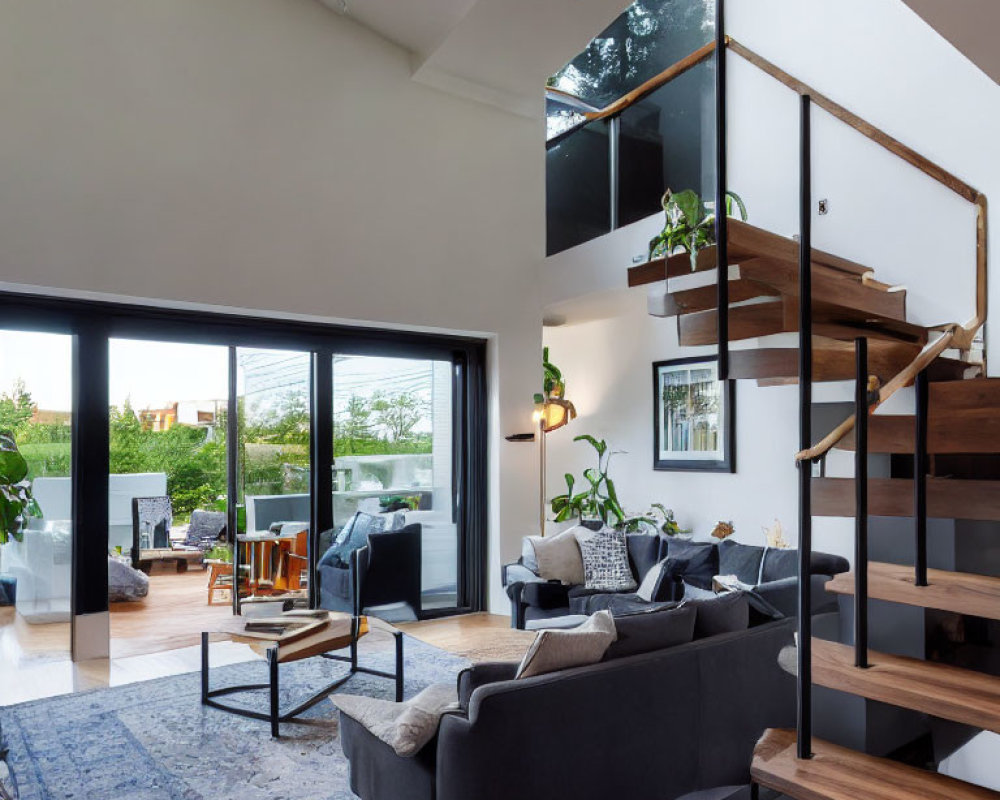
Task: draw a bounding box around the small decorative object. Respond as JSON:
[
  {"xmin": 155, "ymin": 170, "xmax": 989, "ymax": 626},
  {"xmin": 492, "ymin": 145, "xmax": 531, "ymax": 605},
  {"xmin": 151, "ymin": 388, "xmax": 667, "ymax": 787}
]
[
  {"xmin": 653, "ymin": 356, "xmax": 735, "ymax": 472},
  {"xmin": 647, "ymin": 188, "xmax": 748, "ymax": 271},
  {"xmin": 763, "ymin": 518, "xmax": 790, "ymax": 549},
  {"xmin": 550, "ymin": 435, "xmax": 625, "ymax": 527},
  {"xmin": 534, "ymin": 347, "xmax": 577, "ymax": 535},
  {"xmin": 711, "ymin": 521, "xmax": 735, "ymax": 541},
  {"xmin": 0, "ymin": 431, "xmax": 41, "ymax": 544}
]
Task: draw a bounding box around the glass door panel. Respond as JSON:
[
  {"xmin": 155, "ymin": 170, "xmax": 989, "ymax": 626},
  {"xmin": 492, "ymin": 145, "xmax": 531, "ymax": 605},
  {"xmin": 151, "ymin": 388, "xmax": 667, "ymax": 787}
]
[
  {"xmin": 236, "ymin": 348, "xmax": 311, "ymax": 609},
  {"xmin": 0, "ymin": 330, "xmax": 73, "ymax": 665},
  {"xmin": 330, "ymin": 356, "xmax": 456, "ymax": 611}
]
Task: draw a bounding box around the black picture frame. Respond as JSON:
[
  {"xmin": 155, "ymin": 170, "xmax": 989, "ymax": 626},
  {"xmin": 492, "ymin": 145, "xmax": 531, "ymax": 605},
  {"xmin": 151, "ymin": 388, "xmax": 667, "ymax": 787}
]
[{"xmin": 652, "ymin": 355, "xmax": 735, "ymax": 472}]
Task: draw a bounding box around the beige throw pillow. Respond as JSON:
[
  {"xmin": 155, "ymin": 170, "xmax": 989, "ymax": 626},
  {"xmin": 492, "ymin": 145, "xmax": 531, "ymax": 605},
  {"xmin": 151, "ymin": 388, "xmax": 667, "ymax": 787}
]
[
  {"xmin": 516, "ymin": 610, "xmax": 617, "ymax": 679},
  {"xmin": 526, "ymin": 528, "xmax": 585, "ymax": 585}
]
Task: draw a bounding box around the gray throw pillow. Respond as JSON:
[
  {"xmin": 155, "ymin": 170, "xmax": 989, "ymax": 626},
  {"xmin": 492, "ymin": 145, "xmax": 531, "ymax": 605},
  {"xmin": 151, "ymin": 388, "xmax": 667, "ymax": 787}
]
[
  {"xmin": 526, "ymin": 528, "xmax": 585, "ymax": 585},
  {"xmin": 603, "ymin": 604, "xmax": 696, "ymax": 660},
  {"xmin": 516, "ymin": 610, "xmax": 617, "ymax": 679},
  {"xmin": 333, "ymin": 683, "xmax": 458, "ymax": 757},
  {"xmin": 684, "ymin": 589, "xmax": 750, "ymax": 639},
  {"xmin": 578, "ymin": 527, "xmax": 637, "ymax": 592}
]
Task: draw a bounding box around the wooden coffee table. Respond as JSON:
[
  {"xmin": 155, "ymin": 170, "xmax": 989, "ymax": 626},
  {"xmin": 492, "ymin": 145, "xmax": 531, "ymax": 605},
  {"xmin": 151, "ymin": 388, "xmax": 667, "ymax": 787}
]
[{"xmin": 201, "ymin": 610, "xmax": 404, "ymax": 737}]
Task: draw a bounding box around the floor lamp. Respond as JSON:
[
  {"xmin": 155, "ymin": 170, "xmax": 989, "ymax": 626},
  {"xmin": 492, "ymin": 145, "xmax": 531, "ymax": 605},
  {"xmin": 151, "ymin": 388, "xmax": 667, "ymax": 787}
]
[{"xmin": 532, "ymin": 397, "xmax": 576, "ymax": 537}]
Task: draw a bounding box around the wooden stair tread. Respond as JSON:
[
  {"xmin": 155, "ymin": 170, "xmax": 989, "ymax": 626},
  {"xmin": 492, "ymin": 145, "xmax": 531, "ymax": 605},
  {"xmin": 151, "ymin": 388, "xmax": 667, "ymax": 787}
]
[
  {"xmin": 826, "ymin": 562, "xmax": 1000, "ymax": 621},
  {"xmin": 752, "ymin": 728, "xmax": 1000, "ymax": 800},
  {"xmin": 812, "ymin": 476, "xmax": 1000, "ymax": 521},
  {"xmin": 839, "ymin": 407, "xmax": 999, "ymax": 454},
  {"xmin": 812, "ymin": 638, "xmax": 1000, "ymax": 733}
]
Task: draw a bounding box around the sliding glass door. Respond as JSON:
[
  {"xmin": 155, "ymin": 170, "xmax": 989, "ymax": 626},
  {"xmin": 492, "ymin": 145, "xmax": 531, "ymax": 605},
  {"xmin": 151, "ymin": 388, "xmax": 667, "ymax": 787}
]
[
  {"xmin": 0, "ymin": 330, "xmax": 73, "ymax": 669},
  {"xmin": 330, "ymin": 356, "xmax": 458, "ymax": 611}
]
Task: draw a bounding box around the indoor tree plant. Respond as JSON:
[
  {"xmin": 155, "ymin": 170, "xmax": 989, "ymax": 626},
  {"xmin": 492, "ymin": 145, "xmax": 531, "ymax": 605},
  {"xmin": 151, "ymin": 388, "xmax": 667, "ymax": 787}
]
[
  {"xmin": 0, "ymin": 431, "xmax": 40, "ymax": 544},
  {"xmin": 648, "ymin": 187, "xmax": 748, "ymax": 270}
]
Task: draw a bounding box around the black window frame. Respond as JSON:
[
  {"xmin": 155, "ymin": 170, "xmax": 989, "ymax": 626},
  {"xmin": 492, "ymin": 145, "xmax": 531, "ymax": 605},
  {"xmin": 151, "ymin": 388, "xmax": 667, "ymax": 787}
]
[{"xmin": 0, "ymin": 289, "xmax": 488, "ymax": 623}]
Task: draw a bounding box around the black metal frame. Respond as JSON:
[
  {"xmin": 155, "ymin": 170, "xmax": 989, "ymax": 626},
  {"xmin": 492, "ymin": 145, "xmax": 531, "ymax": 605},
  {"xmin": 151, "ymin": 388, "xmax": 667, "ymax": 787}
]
[
  {"xmin": 854, "ymin": 337, "xmax": 870, "ymax": 669},
  {"xmin": 0, "ymin": 289, "xmax": 489, "ymax": 628},
  {"xmin": 914, "ymin": 368, "xmax": 929, "ymax": 587},
  {"xmin": 796, "ymin": 92, "xmax": 814, "ymax": 761},
  {"xmin": 715, "ymin": 0, "xmax": 729, "ymax": 381},
  {"xmin": 200, "ymin": 620, "xmax": 404, "ymax": 738},
  {"xmin": 651, "ymin": 356, "xmax": 736, "ymax": 473}
]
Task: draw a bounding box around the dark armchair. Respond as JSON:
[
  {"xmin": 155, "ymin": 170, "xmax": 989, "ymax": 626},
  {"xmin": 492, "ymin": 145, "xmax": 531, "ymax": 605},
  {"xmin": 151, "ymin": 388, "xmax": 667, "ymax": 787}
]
[{"xmin": 319, "ymin": 522, "xmax": 422, "ymax": 619}]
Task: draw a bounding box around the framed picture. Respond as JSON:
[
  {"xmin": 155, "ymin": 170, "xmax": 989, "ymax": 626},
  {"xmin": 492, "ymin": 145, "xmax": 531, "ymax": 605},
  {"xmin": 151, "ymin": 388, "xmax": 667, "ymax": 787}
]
[{"xmin": 652, "ymin": 356, "xmax": 735, "ymax": 472}]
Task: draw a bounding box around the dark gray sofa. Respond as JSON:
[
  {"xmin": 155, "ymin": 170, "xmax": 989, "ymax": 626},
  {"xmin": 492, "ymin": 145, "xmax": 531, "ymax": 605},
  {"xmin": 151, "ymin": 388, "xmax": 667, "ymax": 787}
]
[
  {"xmin": 503, "ymin": 534, "xmax": 849, "ymax": 629},
  {"xmin": 340, "ymin": 617, "xmax": 797, "ymax": 800}
]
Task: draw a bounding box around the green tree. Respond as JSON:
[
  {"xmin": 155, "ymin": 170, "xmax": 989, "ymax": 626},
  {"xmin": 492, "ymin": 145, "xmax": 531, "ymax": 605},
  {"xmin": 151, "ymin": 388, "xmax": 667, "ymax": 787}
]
[
  {"xmin": 0, "ymin": 379, "xmax": 36, "ymax": 439},
  {"xmin": 336, "ymin": 394, "xmax": 375, "ymax": 455},
  {"xmin": 372, "ymin": 391, "xmax": 426, "ymax": 444}
]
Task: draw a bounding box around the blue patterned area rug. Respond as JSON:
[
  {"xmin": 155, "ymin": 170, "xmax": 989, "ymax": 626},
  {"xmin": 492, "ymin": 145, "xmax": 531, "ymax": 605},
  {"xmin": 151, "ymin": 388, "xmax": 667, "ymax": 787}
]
[{"xmin": 2, "ymin": 636, "xmax": 469, "ymax": 800}]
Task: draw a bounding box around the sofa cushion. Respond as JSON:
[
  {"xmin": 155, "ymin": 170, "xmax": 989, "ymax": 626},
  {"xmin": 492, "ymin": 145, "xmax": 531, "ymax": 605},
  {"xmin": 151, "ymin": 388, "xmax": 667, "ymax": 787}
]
[
  {"xmin": 626, "ymin": 533, "xmax": 661, "ymax": 582},
  {"xmin": 516, "ymin": 610, "xmax": 617, "ymax": 678},
  {"xmin": 603, "ymin": 604, "xmax": 696, "ymax": 660},
  {"xmin": 760, "ymin": 547, "xmax": 794, "ymax": 582},
  {"xmin": 636, "ymin": 558, "xmax": 679, "ymax": 603},
  {"xmin": 526, "ymin": 529, "xmax": 585, "ymax": 585},
  {"xmin": 684, "ymin": 590, "xmax": 750, "ymax": 639},
  {"xmin": 718, "ymin": 540, "xmax": 766, "ymax": 585},
  {"xmin": 569, "ymin": 589, "xmax": 673, "ymax": 616},
  {"xmin": 579, "ymin": 528, "xmax": 637, "ymax": 592},
  {"xmin": 333, "ymin": 683, "xmax": 458, "ymax": 757},
  {"xmin": 665, "ymin": 539, "xmax": 719, "ymax": 589}
]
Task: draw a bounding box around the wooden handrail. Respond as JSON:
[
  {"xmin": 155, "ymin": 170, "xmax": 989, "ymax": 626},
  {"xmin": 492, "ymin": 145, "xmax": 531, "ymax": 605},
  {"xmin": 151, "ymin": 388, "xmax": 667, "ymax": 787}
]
[
  {"xmin": 723, "ymin": 39, "xmax": 987, "ymax": 462},
  {"xmin": 547, "ymin": 40, "xmax": 718, "ymax": 145}
]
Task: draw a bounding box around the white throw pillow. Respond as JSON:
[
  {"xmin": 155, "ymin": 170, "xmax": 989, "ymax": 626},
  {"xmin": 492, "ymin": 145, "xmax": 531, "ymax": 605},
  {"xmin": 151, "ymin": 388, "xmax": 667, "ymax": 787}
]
[
  {"xmin": 525, "ymin": 528, "xmax": 585, "ymax": 585},
  {"xmin": 516, "ymin": 610, "xmax": 617, "ymax": 679},
  {"xmin": 577, "ymin": 526, "xmax": 637, "ymax": 592},
  {"xmin": 333, "ymin": 683, "xmax": 458, "ymax": 757}
]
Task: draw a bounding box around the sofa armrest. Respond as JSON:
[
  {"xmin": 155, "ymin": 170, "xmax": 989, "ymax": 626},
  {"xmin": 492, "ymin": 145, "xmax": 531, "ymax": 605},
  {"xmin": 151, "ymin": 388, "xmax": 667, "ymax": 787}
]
[
  {"xmin": 502, "ymin": 562, "xmax": 542, "ymax": 587},
  {"xmin": 457, "ymin": 662, "xmax": 519, "ymax": 710},
  {"xmin": 520, "ymin": 581, "xmax": 571, "ymax": 610},
  {"xmin": 756, "ymin": 574, "xmax": 835, "ymax": 618}
]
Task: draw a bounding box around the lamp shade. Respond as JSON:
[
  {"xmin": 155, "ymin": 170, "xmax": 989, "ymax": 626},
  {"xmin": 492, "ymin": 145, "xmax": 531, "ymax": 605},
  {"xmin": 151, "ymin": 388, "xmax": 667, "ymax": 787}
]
[{"xmin": 533, "ymin": 398, "xmax": 576, "ymax": 434}]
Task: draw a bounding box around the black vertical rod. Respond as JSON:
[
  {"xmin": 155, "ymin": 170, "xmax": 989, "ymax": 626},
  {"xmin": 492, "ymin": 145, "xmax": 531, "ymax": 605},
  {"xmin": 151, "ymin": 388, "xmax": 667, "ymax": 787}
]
[
  {"xmin": 714, "ymin": 0, "xmax": 729, "ymax": 380},
  {"xmin": 796, "ymin": 93, "xmax": 814, "ymax": 761},
  {"xmin": 310, "ymin": 350, "xmax": 334, "ymax": 609},
  {"xmin": 71, "ymin": 322, "xmax": 111, "ymax": 659},
  {"xmin": 609, "ymin": 116, "xmax": 620, "ymax": 232},
  {"xmin": 854, "ymin": 337, "xmax": 869, "ymax": 668},
  {"xmin": 914, "ymin": 369, "xmax": 929, "ymax": 587},
  {"xmin": 228, "ymin": 347, "xmax": 240, "ymax": 616}
]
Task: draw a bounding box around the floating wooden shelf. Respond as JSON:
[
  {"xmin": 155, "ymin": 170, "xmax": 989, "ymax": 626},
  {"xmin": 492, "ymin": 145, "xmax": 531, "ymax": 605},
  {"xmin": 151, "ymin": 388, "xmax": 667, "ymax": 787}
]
[
  {"xmin": 751, "ymin": 728, "xmax": 1000, "ymax": 800},
  {"xmin": 812, "ymin": 477, "xmax": 1000, "ymax": 521},
  {"xmin": 826, "ymin": 562, "xmax": 1000, "ymax": 621},
  {"xmin": 812, "ymin": 638, "xmax": 1000, "ymax": 733}
]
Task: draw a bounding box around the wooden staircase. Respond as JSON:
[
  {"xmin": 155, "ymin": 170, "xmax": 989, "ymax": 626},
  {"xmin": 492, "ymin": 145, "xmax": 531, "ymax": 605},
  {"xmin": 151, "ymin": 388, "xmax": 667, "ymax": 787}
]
[{"xmin": 630, "ymin": 220, "xmax": 998, "ymax": 799}]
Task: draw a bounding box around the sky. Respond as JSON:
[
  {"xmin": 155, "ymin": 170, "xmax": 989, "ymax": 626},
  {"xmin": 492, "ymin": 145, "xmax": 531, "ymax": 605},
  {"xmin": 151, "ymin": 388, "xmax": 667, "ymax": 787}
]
[{"xmin": 0, "ymin": 331, "xmax": 441, "ymax": 419}]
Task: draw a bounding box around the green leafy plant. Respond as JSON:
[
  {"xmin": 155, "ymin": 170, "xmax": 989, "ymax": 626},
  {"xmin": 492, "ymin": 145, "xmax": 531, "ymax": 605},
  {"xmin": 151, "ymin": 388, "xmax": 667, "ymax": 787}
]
[
  {"xmin": 204, "ymin": 543, "xmax": 233, "ymax": 563},
  {"xmin": 621, "ymin": 503, "xmax": 688, "ymax": 537},
  {"xmin": 0, "ymin": 431, "xmax": 41, "ymax": 544},
  {"xmin": 550, "ymin": 435, "xmax": 625, "ymax": 526},
  {"xmin": 648, "ymin": 188, "xmax": 748, "ymax": 270}
]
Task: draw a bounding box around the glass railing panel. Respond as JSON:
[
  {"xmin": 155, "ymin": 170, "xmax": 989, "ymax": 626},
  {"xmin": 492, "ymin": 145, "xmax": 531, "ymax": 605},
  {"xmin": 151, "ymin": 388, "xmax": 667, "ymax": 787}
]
[{"xmin": 546, "ymin": 118, "xmax": 611, "ymax": 256}]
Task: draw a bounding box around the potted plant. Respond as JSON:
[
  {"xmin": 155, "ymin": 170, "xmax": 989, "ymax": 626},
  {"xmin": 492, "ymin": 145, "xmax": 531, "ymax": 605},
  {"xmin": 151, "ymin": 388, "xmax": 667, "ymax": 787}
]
[
  {"xmin": 648, "ymin": 188, "xmax": 748, "ymax": 271},
  {"xmin": 621, "ymin": 504, "xmax": 689, "ymax": 537},
  {"xmin": 0, "ymin": 431, "xmax": 40, "ymax": 544},
  {"xmin": 550, "ymin": 435, "xmax": 625, "ymax": 527}
]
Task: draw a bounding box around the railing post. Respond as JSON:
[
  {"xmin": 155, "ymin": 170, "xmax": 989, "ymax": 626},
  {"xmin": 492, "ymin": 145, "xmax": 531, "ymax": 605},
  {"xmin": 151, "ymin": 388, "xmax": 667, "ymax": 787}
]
[
  {"xmin": 797, "ymin": 92, "xmax": 813, "ymax": 761},
  {"xmin": 854, "ymin": 337, "xmax": 869, "ymax": 668},
  {"xmin": 914, "ymin": 368, "xmax": 929, "ymax": 587},
  {"xmin": 715, "ymin": 0, "xmax": 729, "ymax": 380}
]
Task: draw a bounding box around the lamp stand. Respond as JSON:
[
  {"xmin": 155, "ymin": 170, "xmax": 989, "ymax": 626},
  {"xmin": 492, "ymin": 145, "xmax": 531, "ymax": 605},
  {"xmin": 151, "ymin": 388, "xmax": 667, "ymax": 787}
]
[{"xmin": 538, "ymin": 416, "xmax": 546, "ymax": 537}]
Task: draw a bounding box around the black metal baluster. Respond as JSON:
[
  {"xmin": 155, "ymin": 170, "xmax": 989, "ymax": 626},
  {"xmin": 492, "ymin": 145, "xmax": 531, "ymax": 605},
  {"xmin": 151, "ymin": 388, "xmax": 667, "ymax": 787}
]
[
  {"xmin": 715, "ymin": 0, "xmax": 729, "ymax": 380},
  {"xmin": 854, "ymin": 337, "xmax": 869, "ymax": 668},
  {"xmin": 797, "ymin": 92, "xmax": 813, "ymax": 761},
  {"xmin": 915, "ymin": 369, "xmax": 929, "ymax": 586}
]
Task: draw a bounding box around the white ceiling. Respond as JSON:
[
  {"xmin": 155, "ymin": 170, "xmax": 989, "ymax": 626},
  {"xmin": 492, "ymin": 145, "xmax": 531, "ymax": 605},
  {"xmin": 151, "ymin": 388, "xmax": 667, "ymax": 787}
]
[
  {"xmin": 902, "ymin": 0, "xmax": 1000, "ymax": 85},
  {"xmin": 316, "ymin": 0, "xmax": 630, "ymax": 118}
]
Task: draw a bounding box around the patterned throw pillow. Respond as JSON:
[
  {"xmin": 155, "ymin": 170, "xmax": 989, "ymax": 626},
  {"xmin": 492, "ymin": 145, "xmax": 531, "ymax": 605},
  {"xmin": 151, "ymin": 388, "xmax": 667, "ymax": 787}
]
[{"xmin": 578, "ymin": 527, "xmax": 637, "ymax": 592}]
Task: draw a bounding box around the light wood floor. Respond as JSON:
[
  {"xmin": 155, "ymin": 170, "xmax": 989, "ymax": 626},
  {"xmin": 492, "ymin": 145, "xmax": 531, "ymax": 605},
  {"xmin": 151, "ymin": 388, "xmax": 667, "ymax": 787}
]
[{"xmin": 0, "ymin": 564, "xmax": 531, "ymax": 705}]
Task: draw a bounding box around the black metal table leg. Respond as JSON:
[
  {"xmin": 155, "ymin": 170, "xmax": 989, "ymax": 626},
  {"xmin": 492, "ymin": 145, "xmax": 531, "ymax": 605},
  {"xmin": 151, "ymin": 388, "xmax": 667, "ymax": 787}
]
[
  {"xmin": 750, "ymin": 781, "xmax": 760, "ymax": 800},
  {"xmin": 395, "ymin": 631, "xmax": 404, "ymax": 702},
  {"xmin": 268, "ymin": 645, "xmax": 280, "ymax": 738},
  {"xmin": 201, "ymin": 631, "xmax": 209, "ymax": 705}
]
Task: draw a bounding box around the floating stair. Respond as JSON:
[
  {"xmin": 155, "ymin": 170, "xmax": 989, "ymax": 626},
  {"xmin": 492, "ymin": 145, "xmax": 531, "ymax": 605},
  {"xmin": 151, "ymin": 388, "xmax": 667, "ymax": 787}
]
[
  {"xmin": 826, "ymin": 562, "xmax": 1000, "ymax": 621},
  {"xmin": 812, "ymin": 638, "xmax": 1000, "ymax": 734},
  {"xmin": 751, "ymin": 728, "xmax": 1000, "ymax": 800},
  {"xmin": 812, "ymin": 477, "xmax": 1000, "ymax": 521}
]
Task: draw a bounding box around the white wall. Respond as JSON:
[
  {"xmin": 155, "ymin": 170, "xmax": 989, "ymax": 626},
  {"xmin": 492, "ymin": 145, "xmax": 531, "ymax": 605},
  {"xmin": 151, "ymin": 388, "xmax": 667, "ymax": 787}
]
[
  {"xmin": 541, "ymin": 0, "xmax": 1000, "ymax": 564},
  {"xmin": 0, "ymin": 0, "xmax": 544, "ymax": 612}
]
